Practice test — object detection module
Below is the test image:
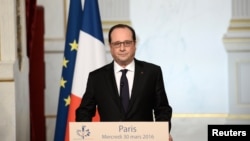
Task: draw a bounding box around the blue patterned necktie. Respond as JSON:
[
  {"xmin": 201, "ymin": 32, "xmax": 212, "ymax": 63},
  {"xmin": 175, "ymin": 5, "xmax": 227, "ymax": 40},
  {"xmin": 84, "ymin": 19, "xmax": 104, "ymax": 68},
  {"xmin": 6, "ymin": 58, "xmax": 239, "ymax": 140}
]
[{"xmin": 120, "ymin": 69, "xmax": 129, "ymax": 112}]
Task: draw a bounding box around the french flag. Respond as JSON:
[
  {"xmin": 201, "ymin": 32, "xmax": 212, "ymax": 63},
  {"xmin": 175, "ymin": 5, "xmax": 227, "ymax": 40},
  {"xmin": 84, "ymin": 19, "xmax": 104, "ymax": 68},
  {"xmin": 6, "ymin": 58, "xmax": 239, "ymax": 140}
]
[{"xmin": 65, "ymin": 0, "xmax": 106, "ymax": 140}]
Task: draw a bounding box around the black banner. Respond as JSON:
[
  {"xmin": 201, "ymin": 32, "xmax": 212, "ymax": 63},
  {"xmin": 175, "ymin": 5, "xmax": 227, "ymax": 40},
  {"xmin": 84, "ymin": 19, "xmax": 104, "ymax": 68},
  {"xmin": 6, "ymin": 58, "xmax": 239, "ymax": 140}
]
[{"xmin": 208, "ymin": 125, "xmax": 250, "ymax": 140}]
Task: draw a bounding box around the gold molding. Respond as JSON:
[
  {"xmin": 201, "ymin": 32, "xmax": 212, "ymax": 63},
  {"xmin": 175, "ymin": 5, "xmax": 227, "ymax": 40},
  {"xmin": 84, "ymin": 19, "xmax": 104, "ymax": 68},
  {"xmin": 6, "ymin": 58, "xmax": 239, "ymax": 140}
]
[
  {"xmin": 46, "ymin": 115, "xmax": 56, "ymax": 119},
  {"xmin": 173, "ymin": 114, "xmax": 250, "ymax": 119},
  {"xmin": 16, "ymin": 0, "xmax": 22, "ymax": 70},
  {"xmin": 230, "ymin": 19, "xmax": 250, "ymax": 24},
  {"xmin": 0, "ymin": 79, "xmax": 14, "ymax": 82},
  {"xmin": 102, "ymin": 20, "xmax": 131, "ymax": 25},
  {"xmin": 228, "ymin": 19, "xmax": 250, "ymax": 31},
  {"xmin": 102, "ymin": 20, "xmax": 131, "ymax": 33},
  {"xmin": 228, "ymin": 27, "xmax": 250, "ymax": 31},
  {"xmin": 64, "ymin": 0, "xmax": 67, "ymax": 35},
  {"xmin": 45, "ymin": 38, "xmax": 65, "ymax": 42},
  {"xmin": 223, "ymin": 38, "xmax": 250, "ymax": 42}
]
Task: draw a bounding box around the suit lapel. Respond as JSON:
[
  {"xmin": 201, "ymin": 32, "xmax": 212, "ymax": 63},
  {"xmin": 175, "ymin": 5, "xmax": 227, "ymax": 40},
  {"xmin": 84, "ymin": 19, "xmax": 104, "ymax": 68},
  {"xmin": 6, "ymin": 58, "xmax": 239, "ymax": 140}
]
[
  {"xmin": 104, "ymin": 62, "xmax": 121, "ymax": 106},
  {"xmin": 127, "ymin": 59, "xmax": 145, "ymax": 111}
]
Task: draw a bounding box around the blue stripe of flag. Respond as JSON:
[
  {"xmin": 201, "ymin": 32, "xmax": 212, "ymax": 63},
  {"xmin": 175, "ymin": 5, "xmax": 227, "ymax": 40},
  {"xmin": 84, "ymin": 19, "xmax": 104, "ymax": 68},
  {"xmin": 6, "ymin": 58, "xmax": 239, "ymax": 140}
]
[{"xmin": 81, "ymin": 0, "xmax": 104, "ymax": 44}]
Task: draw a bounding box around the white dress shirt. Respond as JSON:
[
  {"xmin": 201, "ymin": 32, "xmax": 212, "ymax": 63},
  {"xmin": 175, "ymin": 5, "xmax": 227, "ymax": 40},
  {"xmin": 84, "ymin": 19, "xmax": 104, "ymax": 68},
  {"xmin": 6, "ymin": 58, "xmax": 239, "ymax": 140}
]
[{"xmin": 114, "ymin": 60, "xmax": 135, "ymax": 98}]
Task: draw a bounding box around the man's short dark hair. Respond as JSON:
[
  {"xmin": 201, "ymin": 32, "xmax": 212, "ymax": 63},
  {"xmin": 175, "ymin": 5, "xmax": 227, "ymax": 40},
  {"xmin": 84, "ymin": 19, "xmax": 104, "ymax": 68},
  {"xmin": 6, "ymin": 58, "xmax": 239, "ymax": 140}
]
[{"xmin": 108, "ymin": 24, "xmax": 136, "ymax": 43}]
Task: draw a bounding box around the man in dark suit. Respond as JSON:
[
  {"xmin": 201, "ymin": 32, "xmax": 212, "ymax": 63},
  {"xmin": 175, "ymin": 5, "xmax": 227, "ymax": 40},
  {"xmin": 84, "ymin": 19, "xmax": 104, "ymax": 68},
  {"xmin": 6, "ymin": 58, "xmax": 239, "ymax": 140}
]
[{"xmin": 76, "ymin": 24, "xmax": 173, "ymax": 141}]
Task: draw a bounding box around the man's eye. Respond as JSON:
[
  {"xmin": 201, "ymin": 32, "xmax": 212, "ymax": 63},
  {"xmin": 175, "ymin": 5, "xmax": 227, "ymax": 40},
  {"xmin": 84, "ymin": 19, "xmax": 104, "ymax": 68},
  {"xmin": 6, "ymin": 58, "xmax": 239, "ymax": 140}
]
[
  {"xmin": 124, "ymin": 41, "xmax": 131, "ymax": 45},
  {"xmin": 114, "ymin": 42, "xmax": 121, "ymax": 46},
  {"xmin": 125, "ymin": 41, "xmax": 133, "ymax": 46}
]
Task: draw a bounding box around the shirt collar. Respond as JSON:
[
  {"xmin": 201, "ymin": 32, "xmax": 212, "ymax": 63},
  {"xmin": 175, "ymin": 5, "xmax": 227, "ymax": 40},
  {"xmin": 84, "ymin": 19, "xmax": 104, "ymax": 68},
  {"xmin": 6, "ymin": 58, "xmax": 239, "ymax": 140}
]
[{"xmin": 114, "ymin": 60, "xmax": 135, "ymax": 73}]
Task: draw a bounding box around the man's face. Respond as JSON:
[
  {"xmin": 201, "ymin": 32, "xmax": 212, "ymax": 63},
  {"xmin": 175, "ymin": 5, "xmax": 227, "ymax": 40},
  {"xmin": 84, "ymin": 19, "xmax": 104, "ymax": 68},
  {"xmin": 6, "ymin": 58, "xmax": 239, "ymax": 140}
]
[{"xmin": 109, "ymin": 27, "xmax": 136, "ymax": 67}]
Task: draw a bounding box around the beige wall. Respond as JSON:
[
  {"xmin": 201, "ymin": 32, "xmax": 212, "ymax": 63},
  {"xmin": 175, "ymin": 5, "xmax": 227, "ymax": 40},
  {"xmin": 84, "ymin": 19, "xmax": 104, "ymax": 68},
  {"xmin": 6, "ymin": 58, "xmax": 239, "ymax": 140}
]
[{"xmin": 0, "ymin": 0, "xmax": 30, "ymax": 140}]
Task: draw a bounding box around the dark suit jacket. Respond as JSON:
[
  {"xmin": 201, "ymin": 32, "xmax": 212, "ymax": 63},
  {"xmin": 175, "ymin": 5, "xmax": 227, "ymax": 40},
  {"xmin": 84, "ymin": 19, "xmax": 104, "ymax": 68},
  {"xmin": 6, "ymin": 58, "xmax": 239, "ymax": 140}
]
[{"xmin": 76, "ymin": 59, "xmax": 172, "ymax": 130}]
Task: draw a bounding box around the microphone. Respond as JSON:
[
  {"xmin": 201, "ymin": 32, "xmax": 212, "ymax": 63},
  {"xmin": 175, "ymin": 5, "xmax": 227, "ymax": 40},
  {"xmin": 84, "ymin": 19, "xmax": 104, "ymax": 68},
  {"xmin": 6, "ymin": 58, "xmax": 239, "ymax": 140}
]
[{"xmin": 120, "ymin": 82, "xmax": 124, "ymax": 87}]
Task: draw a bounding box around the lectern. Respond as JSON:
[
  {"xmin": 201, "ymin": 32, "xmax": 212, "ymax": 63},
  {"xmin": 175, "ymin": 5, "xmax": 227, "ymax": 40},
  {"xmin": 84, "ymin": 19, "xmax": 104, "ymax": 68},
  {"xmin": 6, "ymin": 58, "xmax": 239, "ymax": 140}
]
[{"xmin": 70, "ymin": 122, "xmax": 169, "ymax": 141}]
